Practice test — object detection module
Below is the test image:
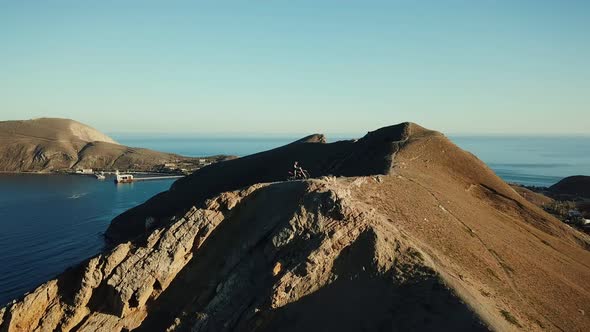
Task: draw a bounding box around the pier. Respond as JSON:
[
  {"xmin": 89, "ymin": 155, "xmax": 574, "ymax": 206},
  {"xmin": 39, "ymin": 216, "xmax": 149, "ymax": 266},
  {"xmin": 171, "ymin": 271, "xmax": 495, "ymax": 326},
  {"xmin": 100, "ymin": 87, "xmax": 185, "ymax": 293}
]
[
  {"xmin": 112, "ymin": 172, "xmax": 185, "ymax": 183},
  {"xmin": 132, "ymin": 175, "xmax": 184, "ymax": 181},
  {"xmin": 101, "ymin": 171, "xmax": 182, "ymax": 175}
]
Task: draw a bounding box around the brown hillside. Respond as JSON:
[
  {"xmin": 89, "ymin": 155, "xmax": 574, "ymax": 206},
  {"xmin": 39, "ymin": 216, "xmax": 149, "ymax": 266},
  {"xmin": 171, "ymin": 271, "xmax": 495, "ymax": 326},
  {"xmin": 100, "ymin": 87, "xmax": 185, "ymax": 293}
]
[
  {"xmin": 0, "ymin": 118, "xmax": 217, "ymax": 172},
  {"xmin": 509, "ymin": 185, "xmax": 554, "ymax": 208},
  {"xmin": 0, "ymin": 118, "xmax": 118, "ymax": 144},
  {"xmin": 2, "ymin": 122, "xmax": 589, "ymax": 332}
]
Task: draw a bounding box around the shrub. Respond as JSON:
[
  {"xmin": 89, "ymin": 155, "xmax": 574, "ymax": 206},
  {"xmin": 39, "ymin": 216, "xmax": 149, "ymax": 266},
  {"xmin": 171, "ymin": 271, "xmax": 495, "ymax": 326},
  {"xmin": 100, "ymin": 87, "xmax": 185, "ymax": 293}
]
[{"xmin": 544, "ymin": 201, "xmax": 576, "ymax": 219}]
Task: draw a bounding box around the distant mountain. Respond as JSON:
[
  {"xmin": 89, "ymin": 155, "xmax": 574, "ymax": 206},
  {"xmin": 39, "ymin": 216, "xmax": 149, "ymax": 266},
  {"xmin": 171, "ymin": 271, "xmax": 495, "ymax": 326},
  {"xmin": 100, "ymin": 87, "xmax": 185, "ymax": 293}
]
[
  {"xmin": 549, "ymin": 175, "xmax": 590, "ymax": 198},
  {"xmin": 0, "ymin": 118, "xmax": 225, "ymax": 172},
  {"xmin": 0, "ymin": 117, "xmax": 118, "ymax": 145}
]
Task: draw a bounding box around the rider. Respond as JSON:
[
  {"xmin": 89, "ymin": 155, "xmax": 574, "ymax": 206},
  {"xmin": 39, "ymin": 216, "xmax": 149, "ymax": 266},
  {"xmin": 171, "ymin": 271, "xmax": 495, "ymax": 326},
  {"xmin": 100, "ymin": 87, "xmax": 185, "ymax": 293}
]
[
  {"xmin": 293, "ymin": 161, "xmax": 308, "ymax": 178},
  {"xmin": 293, "ymin": 161, "xmax": 302, "ymax": 178}
]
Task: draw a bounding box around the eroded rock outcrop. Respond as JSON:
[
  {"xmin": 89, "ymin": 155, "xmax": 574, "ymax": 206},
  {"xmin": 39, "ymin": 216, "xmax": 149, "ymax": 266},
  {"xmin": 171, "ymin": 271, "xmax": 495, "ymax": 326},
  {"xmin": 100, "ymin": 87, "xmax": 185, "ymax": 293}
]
[
  {"xmin": 0, "ymin": 179, "xmax": 488, "ymax": 332},
  {"xmin": 0, "ymin": 200, "xmax": 226, "ymax": 331}
]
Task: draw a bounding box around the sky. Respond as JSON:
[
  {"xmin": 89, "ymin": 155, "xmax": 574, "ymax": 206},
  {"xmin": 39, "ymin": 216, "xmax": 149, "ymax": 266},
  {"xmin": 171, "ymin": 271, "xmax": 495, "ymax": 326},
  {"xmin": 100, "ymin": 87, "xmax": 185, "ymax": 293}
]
[{"xmin": 0, "ymin": 1, "xmax": 589, "ymax": 136}]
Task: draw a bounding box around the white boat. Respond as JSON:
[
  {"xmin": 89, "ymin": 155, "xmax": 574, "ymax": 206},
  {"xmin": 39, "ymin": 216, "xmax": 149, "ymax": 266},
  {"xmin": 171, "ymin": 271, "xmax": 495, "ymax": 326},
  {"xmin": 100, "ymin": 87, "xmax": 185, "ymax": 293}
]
[
  {"xmin": 115, "ymin": 174, "xmax": 134, "ymax": 183},
  {"xmin": 95, "ymin": 174, "xmax": 106, "ymax": 180}
]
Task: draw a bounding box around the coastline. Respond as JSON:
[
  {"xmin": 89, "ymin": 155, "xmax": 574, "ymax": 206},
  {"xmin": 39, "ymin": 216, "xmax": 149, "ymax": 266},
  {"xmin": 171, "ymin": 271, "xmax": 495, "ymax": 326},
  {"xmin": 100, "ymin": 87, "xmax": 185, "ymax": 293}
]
[
  {"xmin": 0, "ymin": 171, "xmax": 55, "ymax": 175},
  {"xmin": 0, "ymin": 169, "xmax": 189, "ymax": 176}
]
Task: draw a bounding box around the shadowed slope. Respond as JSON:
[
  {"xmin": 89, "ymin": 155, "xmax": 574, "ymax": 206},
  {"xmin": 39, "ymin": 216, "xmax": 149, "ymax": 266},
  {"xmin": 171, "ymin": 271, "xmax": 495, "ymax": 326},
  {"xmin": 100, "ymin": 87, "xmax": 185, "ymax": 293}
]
[{"xmin": 549, "ymin": 175, "xmax": 590, "ymax": 198}]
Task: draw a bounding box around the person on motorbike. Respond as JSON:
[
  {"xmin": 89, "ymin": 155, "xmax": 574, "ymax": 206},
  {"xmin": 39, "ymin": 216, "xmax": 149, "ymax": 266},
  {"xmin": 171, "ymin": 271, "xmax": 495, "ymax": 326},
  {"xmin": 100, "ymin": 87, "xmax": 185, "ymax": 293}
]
[
  {"xmin": 293, "ymin": 161, "xmax": 302, "ymax": 178},
  {"xmin": 293, "ymin": 161, "xmax": 309, "ymax": 179}
]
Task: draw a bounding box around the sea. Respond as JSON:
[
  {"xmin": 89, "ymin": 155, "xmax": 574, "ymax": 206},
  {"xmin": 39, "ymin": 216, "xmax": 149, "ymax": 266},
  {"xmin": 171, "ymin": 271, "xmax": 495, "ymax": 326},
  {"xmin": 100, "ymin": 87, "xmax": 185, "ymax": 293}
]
[{"xmin": 0, "ymin": 135, "xmax": 589, "ymax": 304}]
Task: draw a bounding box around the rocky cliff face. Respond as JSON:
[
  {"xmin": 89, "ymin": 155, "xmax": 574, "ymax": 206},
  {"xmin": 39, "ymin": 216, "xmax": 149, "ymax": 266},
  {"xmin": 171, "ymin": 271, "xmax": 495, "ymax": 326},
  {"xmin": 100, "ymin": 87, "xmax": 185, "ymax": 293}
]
[
  {"xmin": 0, "ymin": 179, "xmax": 487, "ymax": 332},
  {"xmin": 2, "ymin": 123, "xmax": 589, "ymax": 332}
]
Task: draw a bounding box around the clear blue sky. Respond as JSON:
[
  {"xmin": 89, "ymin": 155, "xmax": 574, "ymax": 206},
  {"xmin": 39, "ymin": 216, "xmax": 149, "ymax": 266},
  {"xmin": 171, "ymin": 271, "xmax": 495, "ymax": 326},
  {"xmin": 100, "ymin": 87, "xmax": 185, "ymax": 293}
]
[{"xmin": 1, "ymin": 1, "xmax": 588, "ymax": 135}]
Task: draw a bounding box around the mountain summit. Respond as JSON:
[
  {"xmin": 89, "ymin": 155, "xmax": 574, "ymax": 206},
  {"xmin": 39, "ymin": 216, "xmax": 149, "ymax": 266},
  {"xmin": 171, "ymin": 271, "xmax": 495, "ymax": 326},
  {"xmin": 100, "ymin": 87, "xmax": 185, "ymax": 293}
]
[{"xmin": 0, "ymin": 117, "xmax": 118, "ymax": 145}]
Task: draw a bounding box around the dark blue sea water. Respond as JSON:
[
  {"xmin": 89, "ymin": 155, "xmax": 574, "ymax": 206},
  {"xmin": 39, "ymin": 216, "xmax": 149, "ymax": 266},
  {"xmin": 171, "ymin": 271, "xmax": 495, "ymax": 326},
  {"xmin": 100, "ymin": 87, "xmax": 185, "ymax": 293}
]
[
  {"xmin": 0, "ymin": 135, "xmax": 588, "ymax": 305},
  {"xmin": 451, "ymin": 136, "xmax": 590, "ymax": 187},
  {"xmin": 0, "ymin": 175, "xmax": 175, "ymax": 304}
]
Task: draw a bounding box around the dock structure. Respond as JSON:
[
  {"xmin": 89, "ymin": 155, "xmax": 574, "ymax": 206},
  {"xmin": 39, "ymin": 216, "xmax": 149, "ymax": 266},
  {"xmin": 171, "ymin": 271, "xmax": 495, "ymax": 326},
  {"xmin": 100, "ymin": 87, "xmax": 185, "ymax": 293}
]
[
  {"xmin": 103, "ymin": 170, "xmax": 180, "ymax": 175},
  {"xmin": 132, "ymin": 175, "xmax": 184, "ymax": 181},
  {"xmin": 114, "ymin": 170, "xmax": 184, "ymax": 183}
]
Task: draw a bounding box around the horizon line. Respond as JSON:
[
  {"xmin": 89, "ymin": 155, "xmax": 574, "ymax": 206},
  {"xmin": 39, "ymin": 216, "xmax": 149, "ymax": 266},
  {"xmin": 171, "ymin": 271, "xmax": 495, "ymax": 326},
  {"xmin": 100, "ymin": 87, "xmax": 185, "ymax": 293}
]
[{"xmin": 107, "ymin": 131, "xmax": 590, "ymax": 139}]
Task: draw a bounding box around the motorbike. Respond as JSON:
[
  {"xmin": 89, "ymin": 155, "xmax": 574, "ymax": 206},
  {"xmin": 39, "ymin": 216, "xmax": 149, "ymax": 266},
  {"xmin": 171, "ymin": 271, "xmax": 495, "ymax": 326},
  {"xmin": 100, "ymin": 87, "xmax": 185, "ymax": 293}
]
[{"xmin": 288, "ymin": 168, "xmax": 310, "ymax": 180}]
